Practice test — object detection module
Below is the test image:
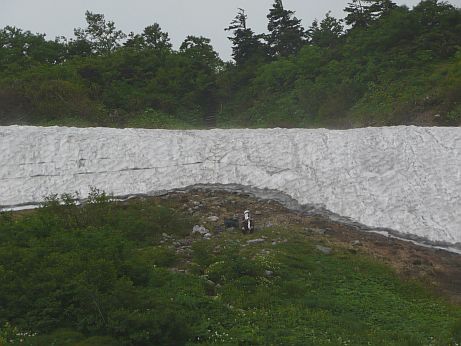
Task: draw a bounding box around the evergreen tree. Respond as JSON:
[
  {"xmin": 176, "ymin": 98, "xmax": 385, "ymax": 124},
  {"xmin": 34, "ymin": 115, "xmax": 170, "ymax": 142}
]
[
  {"xmin": 307, "ymin": 12, "xmax": 344, "ymax": 48},
  {"xmin": 367, "ymin": 0, "xmax": 398, "ymax": 20},
  {"xmin": 345, "ymin": 0, "xmax": 397, "ymax": 29},
  {"xmin": 344, "ymin": 0, "xmax": 372, "ymax": 28},
  {"xmin": 225, "ymin": 8, "xmax": 267, "ymax": 65},
  {"xmin": 266, "ymin": 0, "xmax": 305, "ymax": 57}
]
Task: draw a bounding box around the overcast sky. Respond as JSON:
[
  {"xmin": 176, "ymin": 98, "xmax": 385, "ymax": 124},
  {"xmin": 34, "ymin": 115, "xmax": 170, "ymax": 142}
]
[{"xmin": 2, "ymin": 0, "xmax": 460, "ymax": 61}]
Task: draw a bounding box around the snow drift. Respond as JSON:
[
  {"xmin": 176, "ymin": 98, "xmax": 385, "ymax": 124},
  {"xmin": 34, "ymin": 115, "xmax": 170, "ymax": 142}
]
[{"xmin": 0, "ymin": 125, "xmax": 460, "ymax": 245}]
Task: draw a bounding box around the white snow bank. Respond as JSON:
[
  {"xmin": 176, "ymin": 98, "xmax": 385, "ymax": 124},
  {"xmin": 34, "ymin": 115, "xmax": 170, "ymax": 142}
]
[{"xmin": 0, "ymin": 125, "xmax": 460, "ymax": 244}]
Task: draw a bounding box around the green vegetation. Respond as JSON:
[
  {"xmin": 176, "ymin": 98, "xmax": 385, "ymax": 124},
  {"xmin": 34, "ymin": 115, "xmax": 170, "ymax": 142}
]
[
  {"xmin": 1, "ymin": 0, "xmax": 460, "ymax": 128},
  {"xmin": 0, "ymin": 190, "xmax": 460, "ymax": 345}
]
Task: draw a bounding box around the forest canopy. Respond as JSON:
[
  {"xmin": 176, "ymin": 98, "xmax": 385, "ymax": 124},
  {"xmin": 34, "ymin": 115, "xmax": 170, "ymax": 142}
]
[{"xmin": 0, "ymin": 0, "xmax": 460, "ymax": 128}]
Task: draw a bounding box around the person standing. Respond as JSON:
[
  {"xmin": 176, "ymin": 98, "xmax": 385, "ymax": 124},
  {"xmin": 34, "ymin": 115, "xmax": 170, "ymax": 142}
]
[{"xmin": 242, "ymin": 209, "xmax": 254, "ymax": 234}]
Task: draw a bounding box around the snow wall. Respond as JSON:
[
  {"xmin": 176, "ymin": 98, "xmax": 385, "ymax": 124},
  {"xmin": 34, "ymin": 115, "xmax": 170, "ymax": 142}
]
[{"xmin": 1, "ymin": 125, "xmax": 460, "ymax": 246}]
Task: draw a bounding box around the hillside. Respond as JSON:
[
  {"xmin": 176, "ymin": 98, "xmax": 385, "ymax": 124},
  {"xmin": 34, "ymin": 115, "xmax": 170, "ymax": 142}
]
[
  {"xmin": 1, "ymin": 189, "xmax": 461, "ymax": 345},
  {"xmin": 0, "ymin": 0, "xmax": 460, "ymax": 129}
]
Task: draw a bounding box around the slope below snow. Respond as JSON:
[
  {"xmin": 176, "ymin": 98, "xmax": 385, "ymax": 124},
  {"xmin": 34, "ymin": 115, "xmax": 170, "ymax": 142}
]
[{"xmin": 0, "ymin": 126, "xmax": 460, "ymax": 245}]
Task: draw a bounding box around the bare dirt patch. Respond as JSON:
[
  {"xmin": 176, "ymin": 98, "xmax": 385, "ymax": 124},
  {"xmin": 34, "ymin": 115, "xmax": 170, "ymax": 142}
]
[{"xmin": 151, "ymin": 189, "xmax": 461, "ymax": 305}]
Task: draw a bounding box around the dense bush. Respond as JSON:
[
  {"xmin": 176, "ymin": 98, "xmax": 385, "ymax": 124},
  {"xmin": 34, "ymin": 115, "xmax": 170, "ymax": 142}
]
[
  {"xmin": 0, "ymin": 191, "xmax": 201, "ymax": 345},
  {"xmin": 1, "ymin": 1, "xmax": 460, "ymax": 128}
]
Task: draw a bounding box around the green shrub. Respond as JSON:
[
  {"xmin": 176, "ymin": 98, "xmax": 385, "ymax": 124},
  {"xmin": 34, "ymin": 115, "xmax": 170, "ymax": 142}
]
[
  {"xmin": 452, "ymin": 318, "xmax": 461, "ymax": 343},
  {"xmin": 107, "ymin": 307, "xmax": 190, "ymax": 345},
  {"xmin": 192, "ymin": 241, "xmax": 215, "ymax": 268},
  {"xmin": 446, "ymin": 104, "xmax": 461, "ymax": 125},
  {"xmin": 126, "ymin": 108, "xmax": 195, "ymax": 129},
  {"xmin": 74, "ymin": 336, "xmax": 119, "ymax": 346}
]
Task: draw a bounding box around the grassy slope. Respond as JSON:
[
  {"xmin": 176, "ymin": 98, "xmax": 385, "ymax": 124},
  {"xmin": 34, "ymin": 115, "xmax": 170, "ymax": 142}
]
[{"xmin": 1, "ymin": 192, "xmax": 460, "ymax": 345}]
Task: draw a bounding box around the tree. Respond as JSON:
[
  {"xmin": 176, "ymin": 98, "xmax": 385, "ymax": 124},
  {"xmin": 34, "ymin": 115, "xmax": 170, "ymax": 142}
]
[
  {"xmin": 179, "ymin": 36, "xmax": 222, "ymax": 126},
  {"xmin": 180, "ymin": 36, "xmax": 220, "ymax": 68},
  {"xmin": 266, "ymin": 0, "xmax": 305, "ymax": 57},
  {"xmin": 344, "ymin": 0, "xmax": 372, "ymax": 28},
  {"xmin": 410, "ymin": 0, "xmax": 461, "ymax": 58},
  {"xmin": 345, "ymin": 0, "xmax": 397, "ymax": 29},
  {"xmin": 367, "ymin": 0, "xmax": 398, "ymax": 19},
  {"xmin": 225, "ymin": 8, "xmax": 267, "ymax": 65},
  {"xmin": 125, "ymin": 23, "xmax": 172, "ymax": 51},
  {"xmin": 412, "ymin": 0, "xmax": 457, "ymax": 29},
  {"xmin": 74, "ymin": 11, "xmax": 126, "ymax": 55},
  {"xmin": 307, "ymin": 12, "xmax": 344, "ymax": 48},
  {"xmin": 0, "ymin": 26, "xmax": 67, "ymax": 68}
]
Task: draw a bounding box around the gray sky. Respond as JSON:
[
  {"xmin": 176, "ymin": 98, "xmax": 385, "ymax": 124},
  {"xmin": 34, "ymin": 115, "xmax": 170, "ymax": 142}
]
[{"xmin": 2, "ymin": 0, "xmax": 460, "ymax": 61}]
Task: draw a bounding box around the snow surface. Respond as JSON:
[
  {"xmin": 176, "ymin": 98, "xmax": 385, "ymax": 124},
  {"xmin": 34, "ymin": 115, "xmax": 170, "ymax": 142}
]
[{"xmin": 1, "ymin": 125, "xmax": 460, "ymax": 245}]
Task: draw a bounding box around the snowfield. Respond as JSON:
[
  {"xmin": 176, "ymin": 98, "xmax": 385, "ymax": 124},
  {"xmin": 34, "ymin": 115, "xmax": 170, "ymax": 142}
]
[{"xmin": 1, "ymin": 125, "xmax": 460, "ymax": 245}]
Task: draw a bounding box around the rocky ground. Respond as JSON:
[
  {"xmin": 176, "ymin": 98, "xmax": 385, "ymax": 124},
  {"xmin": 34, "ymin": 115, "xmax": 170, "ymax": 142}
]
[{"xmin": 146, "ymin": 189, "xmax": 461, "ymax": 305}]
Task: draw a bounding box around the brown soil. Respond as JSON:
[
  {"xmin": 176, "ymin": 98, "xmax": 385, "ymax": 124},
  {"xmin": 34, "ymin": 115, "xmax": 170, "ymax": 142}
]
[{"xmin": 153, "ymin": 189, "xmax": 461, "ymax": 305}]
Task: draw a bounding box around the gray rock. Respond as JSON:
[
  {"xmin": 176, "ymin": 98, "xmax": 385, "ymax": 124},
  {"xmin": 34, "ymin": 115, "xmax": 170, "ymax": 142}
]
[
  {"xmin": 206, "ymin": 279, "xmax": 216, "ymax": 286},
  {"xmin": 207, "ymin": 216, "xmax": 219, "ymax": 222},
  {"xmin": 264, "ymin": 270, "xmax": 274, "ymax": 277},
  {"xmin": 351, "ymin": 240, "xmax": 362, "ymax": 246},
  {"xmin": 247, "ymin": 238, "xmax": 265, "ymax": 245},
  {"xmin": 192, "ymin": 225, "xmax": 210, "ymax": 235},
  {"xmin": 255, "ymin": 211, "xmax": 262, "ymax": 215},
  {"xmin": 316, "ymin": 245, "xmax": 332, "ymax": 255},
  {"xmin": 203, "ymin": 233, "xmax": 212, "ymax": 239}
]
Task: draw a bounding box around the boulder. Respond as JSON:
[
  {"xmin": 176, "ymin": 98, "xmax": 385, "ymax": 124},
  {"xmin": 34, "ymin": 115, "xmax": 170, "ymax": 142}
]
[
  {"xmin": 316, "ymin": 245, "xmax": 332, "ymax": 255},
  {"xmin": 192, "ymin": 225, "xmax": 210, "ymax": 236},
  {"xmin": 264, "ymin": 270, "xmax": 274, "ymax": 277}
]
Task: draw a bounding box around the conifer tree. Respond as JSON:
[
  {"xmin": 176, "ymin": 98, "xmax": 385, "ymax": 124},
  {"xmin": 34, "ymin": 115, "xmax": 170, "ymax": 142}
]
[
  {"xmin": 344, "ymin": 0, "xmax": 372, "ymax": 28},
  {"xmin": 225, "ymin": 8, "xmax": 267, "ymax": 65},
  {"xmin": 367, "ymin": 0, "xmax": 398, "ymax": 20},
  {"xmin": 266, "ymin": 0, "xmax": 305, "ymax": 57},
  {"xmin": 345, "ymin": 0, "xmax": 397, "ymax": 29},
  {"xmin": 307, "ymin": 12, "xmax": 344, "ymax": 48}
]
